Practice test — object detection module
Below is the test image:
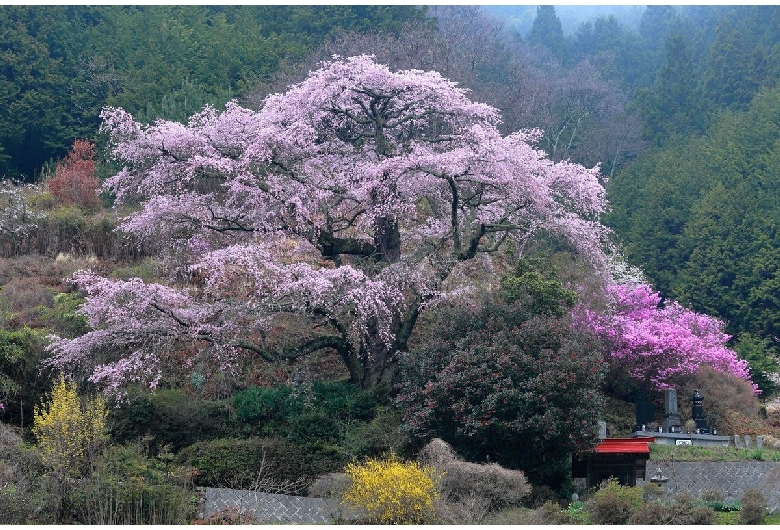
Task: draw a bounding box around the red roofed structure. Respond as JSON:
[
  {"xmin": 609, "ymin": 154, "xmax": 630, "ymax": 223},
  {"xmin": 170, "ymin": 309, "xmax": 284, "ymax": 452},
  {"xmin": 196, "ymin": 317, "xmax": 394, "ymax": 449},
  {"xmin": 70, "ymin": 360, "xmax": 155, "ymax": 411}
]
[
  {"xmin": 595, "ymin": 437, "xmax": 654, "ymax": 454},
  {"xmin": 573, "ymin": 437, "xmax": 655, "ymax": 488}
]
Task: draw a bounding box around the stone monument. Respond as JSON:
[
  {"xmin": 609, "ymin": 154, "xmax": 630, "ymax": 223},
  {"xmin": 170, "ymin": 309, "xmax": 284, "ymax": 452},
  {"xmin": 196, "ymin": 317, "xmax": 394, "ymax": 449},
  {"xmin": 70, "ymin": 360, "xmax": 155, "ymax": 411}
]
[
  {"xmin": 662, "ymin": 388, "xmax": 682, "ymax": 433},
  {"xmin": 691, "ymin": 389, "xmax": 709, "ymax": 433}
]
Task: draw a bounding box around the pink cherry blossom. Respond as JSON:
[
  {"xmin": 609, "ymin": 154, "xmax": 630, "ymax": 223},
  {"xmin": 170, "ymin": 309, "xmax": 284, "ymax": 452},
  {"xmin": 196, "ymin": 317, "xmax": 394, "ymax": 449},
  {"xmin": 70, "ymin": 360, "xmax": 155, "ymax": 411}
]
[{"xmin": 48, "ymin": 56, "xmax": 613, "ymax": 392}]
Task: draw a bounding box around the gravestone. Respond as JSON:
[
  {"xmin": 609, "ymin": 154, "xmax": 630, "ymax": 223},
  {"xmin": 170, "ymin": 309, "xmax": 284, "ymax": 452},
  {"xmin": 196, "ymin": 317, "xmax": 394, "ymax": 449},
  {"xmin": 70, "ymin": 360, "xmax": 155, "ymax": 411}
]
[
  {"xmin": 662, "ymin": 389, "xmax": 682, "ymax": 433},
  {"xmin": 691, "ymin": 389, "xmax": 709, "ymax": 433},
  {"xmin": 745, "ymin": 435, "xmax": 752, "ymax": 449},
  {"xmin": 635, "ymin": 401, "xmax": 654, "ymax": 432},
  {"xmin": 757, "ymin": 436, "xmax": 763, "ymax": 450},
  {"xmin": 734, "ymin": 435, "xmax": 743, "ymax": 448},
  {"xmin": 598, "ymin": 420, "xmax": 607, "ymax": 439}
]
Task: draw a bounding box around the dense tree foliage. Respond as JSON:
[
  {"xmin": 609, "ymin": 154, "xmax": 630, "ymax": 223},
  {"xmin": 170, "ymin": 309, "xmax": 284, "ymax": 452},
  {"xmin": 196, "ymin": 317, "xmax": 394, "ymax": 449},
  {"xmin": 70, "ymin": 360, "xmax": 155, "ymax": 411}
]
[
  {"xmin": 578, "ymin": 282, "xmax": 754, "ymax": 395},
  {"xmin": 250, "ymin": 7, "xmax": 644, "ymax": 180},
  {"xmin": 0, "ymin": 7, "xmax": 69, "ymax": 179},
  {"xmin": 527, "ymin": 6, "xmax": 566, "ymax": 61},
  {"xmin": 0, "ymin": 5, "xmax": 427, "ymax": 180},
  {"xmin": 397, "ymin": 264, "xmax": 605, "ymax": 489}
]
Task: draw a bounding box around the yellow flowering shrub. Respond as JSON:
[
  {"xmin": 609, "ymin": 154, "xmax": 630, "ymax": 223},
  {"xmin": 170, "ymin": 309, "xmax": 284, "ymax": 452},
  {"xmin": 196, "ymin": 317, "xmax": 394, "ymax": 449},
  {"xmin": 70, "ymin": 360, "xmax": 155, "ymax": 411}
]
[
  {"xmin": 342, "ymin": 454, "xmax": 442, "ymax": 524},
  {"xmin": 32, "ymin": 374, "xmax": 108, "ymax": 479}
]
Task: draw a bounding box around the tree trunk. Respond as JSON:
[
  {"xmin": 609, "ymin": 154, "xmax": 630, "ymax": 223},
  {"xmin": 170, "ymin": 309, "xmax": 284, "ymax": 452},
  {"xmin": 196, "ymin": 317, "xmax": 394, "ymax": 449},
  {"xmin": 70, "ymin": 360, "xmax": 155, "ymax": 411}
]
[
  {"xmin": 357, "ymin": 300, "xmax": 422, "ymax": 388},
  {"xmin": 359, "ymin": 317, "xmax": 392, "ymax": 388},
  {"xmin": 374, "ymin": 215, "xmax": 400, "ymax": 263}
]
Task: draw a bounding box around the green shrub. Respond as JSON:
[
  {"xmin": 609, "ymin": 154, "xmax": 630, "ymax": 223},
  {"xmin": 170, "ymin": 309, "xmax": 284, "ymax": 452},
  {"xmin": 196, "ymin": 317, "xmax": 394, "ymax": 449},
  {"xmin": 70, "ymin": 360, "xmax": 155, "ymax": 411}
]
[
  {"xmin": 232, "ymin": 380, "xmax": 378, "ymax": 432},
  {"xmin": 297, "ymin": 440, "xmax": 350, "ymax": 481},
  {"xmin": 67, "ymin": 443, "xmax": 196, "ymax": 524},
  {"xmin": 530, "ymin": 500, "xmax": 577, "ymax": 524},
  {"xmin": 232, "ymin": 384, "xmax": 293, "ymax": 425},
  {"xmin": 107, "ymin": 389, "xmax": 154, "ymax": 443},
  {"xmin": 286, "ymin": 412, "xmax": 340, "ymax": 445},
  {"xmin": 566, "ymin": 500, "xmax": 591, "ymax": 524},
  {"xmin": 37, "ymin": 292, "xmax": 89, "ymax": 338},
  {"xmin": 109, "ymin": 388, "xmax": 239, "ymax": 451},
  {"xmin": 31, "ymin": 207, "xmax": 119, "ymax": 258},
  {"xmin": 308, "ymin": 380, "xmax": 378, "ymax": 421},
  {"xmin": 0, "ymin": 421, "xmax": 56, "ymax": 523},
  {"xmin": 714, "ymin": 510, "xmax": 742, "ymax": 524},
  {"xmin": 340, "ymin": 407, "xmax": 406, "ymax": 459},
  {"xmin": 177, "ymin": 436, "xmax": 346, "ymax": 494},
  {"xmin": 587, "ymin": 477, "xmax": 643, "ymax": 525},
  {"xmin": 704, "ymin": 500, "xmax": 740, "ymax": 512},
  {"xmin": 739, "ymin": 488, "xmax": 768, "ymax": 525},
  {"xmin": 178, "ymin": 437, "xmax": 283, "ymax": 489},
  {"xmin": 231, "ymin": 381, "xmax": 385, "ymax": 448}
]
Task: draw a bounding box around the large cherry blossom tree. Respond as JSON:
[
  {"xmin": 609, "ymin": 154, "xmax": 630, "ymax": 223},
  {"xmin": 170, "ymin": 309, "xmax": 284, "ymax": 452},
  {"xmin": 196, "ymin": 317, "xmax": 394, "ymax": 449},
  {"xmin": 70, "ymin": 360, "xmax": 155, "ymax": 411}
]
[{"xmin": 47, "ymin": 55, "xmax": 611, "ymax": 392}]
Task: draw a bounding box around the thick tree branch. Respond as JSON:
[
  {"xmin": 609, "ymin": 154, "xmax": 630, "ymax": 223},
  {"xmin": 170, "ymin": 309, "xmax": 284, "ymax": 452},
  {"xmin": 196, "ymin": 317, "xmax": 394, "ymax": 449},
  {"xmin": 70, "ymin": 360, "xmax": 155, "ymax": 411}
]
[
  {"xmin": 236, "ymin": 334, "xmax": 349, "ymax": 362},
  {"xmin": 318, "ymin": 230, "xmax": 375, "ymax": 259}
]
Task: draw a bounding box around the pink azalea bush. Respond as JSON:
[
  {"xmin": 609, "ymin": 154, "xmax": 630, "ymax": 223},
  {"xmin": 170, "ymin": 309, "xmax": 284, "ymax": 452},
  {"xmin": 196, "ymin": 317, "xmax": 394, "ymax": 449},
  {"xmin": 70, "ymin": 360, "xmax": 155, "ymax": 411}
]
[{"xmin": 579, "ymin": 282, "xmax": 757, "ymax": 393}]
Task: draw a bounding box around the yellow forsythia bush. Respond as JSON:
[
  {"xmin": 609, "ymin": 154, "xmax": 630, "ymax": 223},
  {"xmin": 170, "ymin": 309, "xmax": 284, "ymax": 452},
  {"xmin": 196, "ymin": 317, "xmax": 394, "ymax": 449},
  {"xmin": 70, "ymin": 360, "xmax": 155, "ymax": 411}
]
[
  {"xmin": 32, "ymin": 374, "xmax": 108, "ymax": 479},
  {"xmin": 342, "ymin": 454, "xmax": 442, "ymax": 524}
]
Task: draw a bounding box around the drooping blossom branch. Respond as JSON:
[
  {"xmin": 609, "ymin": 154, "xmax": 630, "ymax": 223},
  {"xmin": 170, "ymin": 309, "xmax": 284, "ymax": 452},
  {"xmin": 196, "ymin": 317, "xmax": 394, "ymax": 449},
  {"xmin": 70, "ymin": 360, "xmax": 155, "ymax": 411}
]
[{"xmin": 49, "ymin": 56, "xmax": 613, "ymax": 391}]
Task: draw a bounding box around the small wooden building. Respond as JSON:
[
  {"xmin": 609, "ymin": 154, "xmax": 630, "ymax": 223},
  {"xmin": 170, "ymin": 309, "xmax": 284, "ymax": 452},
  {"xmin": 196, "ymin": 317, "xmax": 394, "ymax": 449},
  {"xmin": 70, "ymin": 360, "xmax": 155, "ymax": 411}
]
[{"xmin": 573, "ymin": 436, "xmax": 654, "ymax": 488}]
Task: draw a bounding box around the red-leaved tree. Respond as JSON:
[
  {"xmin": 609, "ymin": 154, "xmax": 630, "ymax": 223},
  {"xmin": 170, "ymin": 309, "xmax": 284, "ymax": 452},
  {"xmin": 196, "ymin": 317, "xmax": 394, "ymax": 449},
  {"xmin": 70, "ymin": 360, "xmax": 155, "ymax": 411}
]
[
  {"xmin": 48, "ymin": 139, "xmax": 101, "ymax": 210},
  {"xmin": 46, "ymin": 56, "xmax": 611, "ymax": 392}
]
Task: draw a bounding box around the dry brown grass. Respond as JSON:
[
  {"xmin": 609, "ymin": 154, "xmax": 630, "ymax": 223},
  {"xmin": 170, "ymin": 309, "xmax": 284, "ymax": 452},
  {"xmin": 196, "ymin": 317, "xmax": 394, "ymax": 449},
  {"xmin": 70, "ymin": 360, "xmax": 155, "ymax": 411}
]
[
  {"xmin": 417, "ymin": 438, "xmax": 531, "ymax": 524},
  {"xmin": 678, "ymin": 366, "xmax": 767, "ymax": 436}
]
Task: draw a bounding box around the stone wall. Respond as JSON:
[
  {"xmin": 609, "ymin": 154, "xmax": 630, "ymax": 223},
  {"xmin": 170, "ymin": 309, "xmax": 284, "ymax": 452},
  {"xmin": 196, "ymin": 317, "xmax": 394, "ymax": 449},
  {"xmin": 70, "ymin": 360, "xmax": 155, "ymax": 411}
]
[{"xmin": 637, "ymin": 461, "xmax": 780, "ymax": 513}]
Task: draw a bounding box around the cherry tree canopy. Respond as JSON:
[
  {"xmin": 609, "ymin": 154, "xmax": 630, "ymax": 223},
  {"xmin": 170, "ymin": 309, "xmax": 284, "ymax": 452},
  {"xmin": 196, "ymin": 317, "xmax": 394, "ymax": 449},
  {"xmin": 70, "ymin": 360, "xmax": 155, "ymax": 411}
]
[
  {"xmin": 48, "ymin": 55, "xmax": 611, "ymax": 392},
  {"xmin": 579, "ymin": 282, "xmax": 756, "ymax": 393}
]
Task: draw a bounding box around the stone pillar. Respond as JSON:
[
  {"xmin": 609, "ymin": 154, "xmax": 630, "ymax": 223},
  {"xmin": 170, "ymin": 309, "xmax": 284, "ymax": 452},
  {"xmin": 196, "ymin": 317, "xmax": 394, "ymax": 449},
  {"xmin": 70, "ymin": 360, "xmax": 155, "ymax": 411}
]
[
  {"xmin": 662, "ymin": 388, "xmax": 682, "ymax": 433},
  {"xmin": 691, "ymin": 389, "xmax": 709, "ymax": 433}
]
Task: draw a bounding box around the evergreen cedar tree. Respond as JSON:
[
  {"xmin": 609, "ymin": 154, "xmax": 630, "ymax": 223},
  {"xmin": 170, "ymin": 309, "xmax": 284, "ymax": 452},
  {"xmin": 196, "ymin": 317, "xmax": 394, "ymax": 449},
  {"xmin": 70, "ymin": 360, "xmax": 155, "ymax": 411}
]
[{"xmin": 46, "ymin": 55, "xmax": 612, "ymax": 393}]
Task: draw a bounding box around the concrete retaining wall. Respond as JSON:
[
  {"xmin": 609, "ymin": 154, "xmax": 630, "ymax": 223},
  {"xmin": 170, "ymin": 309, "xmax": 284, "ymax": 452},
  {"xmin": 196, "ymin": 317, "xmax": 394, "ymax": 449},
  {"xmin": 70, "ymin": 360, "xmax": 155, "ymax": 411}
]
[
  {"xmin": 202, "ymin": 461, "xmax": 780, "ymax": 521},
  {"xmin": 637, "ymin": 461, "xmax": 780, "ymax": 513}
]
